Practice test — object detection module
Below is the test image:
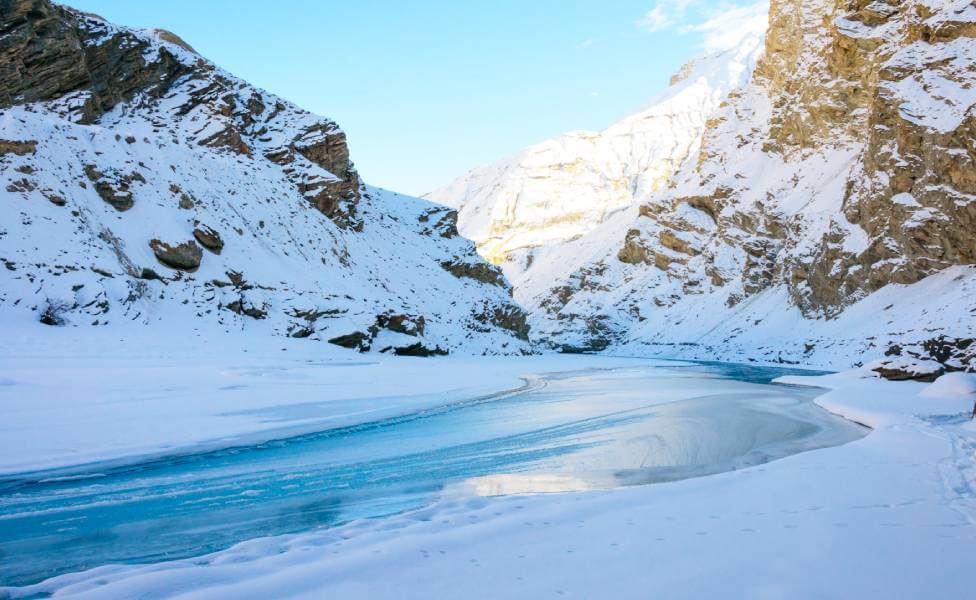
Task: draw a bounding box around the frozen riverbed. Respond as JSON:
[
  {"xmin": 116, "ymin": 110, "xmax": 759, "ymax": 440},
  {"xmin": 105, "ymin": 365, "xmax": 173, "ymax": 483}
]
[
  {"xmin": 6, "ymin": 369, "xmax": 973, "ymax": 600},
  {"xmin": 0, "ymin": 362, "xmax": 863, "ymax": 587}
]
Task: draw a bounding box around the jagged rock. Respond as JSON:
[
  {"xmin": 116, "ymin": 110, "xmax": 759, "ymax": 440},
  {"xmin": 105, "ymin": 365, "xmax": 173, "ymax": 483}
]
[
  {"xmin": 659, "ymin": 230, "xmax": 699, "ymax": 256},
  {"xmin": 418, "ymin": 208, "xmax": 460, "ymax": 238},
  {"xmin": 199, "ymin": 124, "xmax": 251, "ymax": 156},
  {"xmin": 151, "ymin": 28, "xmax": 197, "ymax": 54},
  {"xmin": 225, "ymin": 300, "xmax": 266, "ymax": 320},
  {"xmin": 0, "ymin": 0, "xmax": 191, "ymax": 120},
  {"xmin": 617, "ymin": 230, "xmax": 649, "ymax": 264},
  {"xmin": 264, "ymin": 121, "xmax": 362, "ymax": 227},
  {"xmin": 477, "ymin": 304, "xmax": 530, "ymax": 341},
  {"xmin": 149, "ymin": 239, "xmax": 202, "ymax": 271},
  {"xmin": 193, "ymin": 225, "xmax": 224, "ymax": 254},
  {"xmin": 376, "ymin": 313, "xmax": 425, "ymax": 337},
  {"xmin": 169, "ymin": 184, "xmax": 195, "ymax": 209},
  {"xmin": 393, "ymin": 342, "xmax": 448, "ymax": 357},
  {"xmin": 439, "ymin": 259, "xmax": 507, "ymax": 288},
  {"xmin": 83, "ymin": 165, "xmax": 143, "ymax": 211},
  {"xmin": 328, "ymin": 331, "xmax": 370, "ymax": 351},
  {"xmin": 44, "ymin": 191, "xmax": 66, "ymax": 206},
  {"xmin": 138, "ymin": 267, "xmax": 163, "ymax": 281},
  {"xmin": 871, "ymin": 358, "xmax": 945, "ymax": 383}
]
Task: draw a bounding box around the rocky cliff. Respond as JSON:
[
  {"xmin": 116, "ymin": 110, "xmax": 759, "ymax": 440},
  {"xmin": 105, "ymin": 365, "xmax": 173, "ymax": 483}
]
[
  {"xmin": 0, "ymin": 0, "xmax": 530, "ymax": 354},
  {"xmin": 426, "ymin": 18, "xmax": 766, "ymax": 269},
  {"xmin": 435, "ymin": 0, "xmax": 976, "ymax": 374}
]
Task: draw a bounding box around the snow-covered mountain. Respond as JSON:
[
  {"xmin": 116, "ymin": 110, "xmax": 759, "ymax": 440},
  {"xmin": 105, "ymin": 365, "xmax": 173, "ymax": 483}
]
[
  {"xmin": 0, "ymin": 0, "xmax": 530, "ymax": 355},
  {"xmin": 433, "ymin": 0, "xmax": 976, "ymax": 375},
  {"xmin": 425, "ymin": 7, "xmax": 767, "ymax": 269}
]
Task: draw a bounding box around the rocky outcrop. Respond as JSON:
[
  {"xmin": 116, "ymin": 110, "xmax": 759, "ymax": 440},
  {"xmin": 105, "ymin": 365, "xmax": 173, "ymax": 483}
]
[
  {"xmin": 440, "ymin": 259, "xmax": 508, "ymax": 288},
  {"xmin": 0, "ymin": 139, "xmax": 36, "ymax": 155},
  {"xmin": 328, "ymin": 331, "xmax": 371, "ymax": 350},
  {"xmin": 0, "ymin": 0, "xmax": 191, "ymax": 121},
  {"xmin": 777, "ymin": 0, "xmax": 976, "ymax": 315},
  {"xmin": 393, "ymin": 342, "xmax": 448, "ymax": 357},
  {"xmin": 192, "ymin": 226, "xmax": 224, "ymax": 254},
  {"xmin": 0, "ymin": 0, "xmax": 361, "ymax": 226},
  {"xmin": 84, "ymin": 165, "xmax": 142, "ymax": 211},
  {"xmin": 149, "ymin": 239, "xmax": 202, "ymax": 272},
  {"xmin": 264, "ymin": 121, "xmax": 362, "ymax": 228},
  {"xmin": 375, "ymin": 313, "xmax": 426, "ymax": 337}
]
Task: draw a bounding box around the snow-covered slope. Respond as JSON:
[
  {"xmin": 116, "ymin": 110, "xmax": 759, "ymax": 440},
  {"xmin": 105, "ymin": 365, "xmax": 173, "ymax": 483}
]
[
  {"xmin": 433, "ymin": 0, "xmax": 976, "ymax": 374},
  {"xmin": 0, "ymin": 0, "xmax": 530, "ymax": 355},
  {"xmin": 425, "ymin": 7, "xmax": 766, "ymax": 269}
]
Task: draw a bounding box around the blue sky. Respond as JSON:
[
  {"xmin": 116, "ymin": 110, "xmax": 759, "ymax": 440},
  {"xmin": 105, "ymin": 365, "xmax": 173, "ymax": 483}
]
[{"xmin": 65, "ymin": 1, "xmax": 756, "ymax": 195}]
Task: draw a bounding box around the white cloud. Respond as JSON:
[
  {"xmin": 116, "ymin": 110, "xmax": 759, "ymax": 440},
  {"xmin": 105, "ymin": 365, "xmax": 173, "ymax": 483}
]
[
  {"xmin": 637, "ymin": 1, "xmax": 769, "ymax": 52},
  {"xmin": 688, "ymin": 2, "xmax": 769, "ymax": 52},
  {"xmin": 637, "ymin": 0, "xmax": 698, "ymax": 32}
]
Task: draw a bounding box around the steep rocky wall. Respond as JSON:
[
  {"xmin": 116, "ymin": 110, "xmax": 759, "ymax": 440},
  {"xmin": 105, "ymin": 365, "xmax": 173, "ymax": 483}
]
[
  {"xmin": 483, "ymin": 0, "xmax": 976, "ymax": 370},
  {"xmin": 789, "ymin": 0, "xmax": 976, "ymax": 314},
  {"xmin": 1, "ymin": 0, "xmax": 361, "ymax": 225}
]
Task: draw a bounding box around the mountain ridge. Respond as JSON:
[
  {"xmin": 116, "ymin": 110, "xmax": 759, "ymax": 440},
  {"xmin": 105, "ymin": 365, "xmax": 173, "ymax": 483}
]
[
  {"xmin": 0, "ymin": 0, "xmax": 531, "ymax": 355},
  {"xmin": 433, "ymin": 0, "xmax": 976, "ymax": 376}
]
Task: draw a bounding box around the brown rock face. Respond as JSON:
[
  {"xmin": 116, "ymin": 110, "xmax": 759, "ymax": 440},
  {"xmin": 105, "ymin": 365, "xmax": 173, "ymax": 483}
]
[
  {"xmin": 2, "ymin": 0, "xmax": 363, "ymax": 228},
  {"xmin": 483, "ymin": 304, "xmax": 530, "ymax": 341},
  {"xmin": 778, "ymin": 0, "xmax": 976, "ymax": 315},
  {"xmin": 328, "ymin": 331, "xmax": 371, "ymax": 351},
  {"xmin": 290, "ymin": 123, "xmax": 361, "ymax": 227},
  {"xmin": 149, "ymin": 239, "xmax": 203, "ymax": 271},
  {"xmin": 0, "ymin": 139, "xmax": 36, "ymax": 155},
  {"xmin": 84, "ymin": 165, "xmax": 142, "ymax": 211},
  {"xmin": 193, "ymin": 226, "xmax": 224, "ymax": 254},
  {"xmin": 375, "ymin": 313, "xmax": 426, "ymax": 337},
  {"xmin": 617, "ymin": 230, "xmax": 649, "ymax": 265},
  {"xmin": 440, "ymin": 258, "xmax": 508, "ymax": 288},
  {"xmin": 0, "ymin": 0, "xmax": 190, "ymax": 120}
]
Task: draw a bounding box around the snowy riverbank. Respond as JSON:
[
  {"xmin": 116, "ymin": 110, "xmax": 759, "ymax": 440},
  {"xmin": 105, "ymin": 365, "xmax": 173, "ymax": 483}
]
[
  {"xmin": 3, "ymin": 341, "xmax": 974, "ymax": 598},
  {"xmin": 0, "ymin": 325, "xmax": 670, "ymax": 477}
]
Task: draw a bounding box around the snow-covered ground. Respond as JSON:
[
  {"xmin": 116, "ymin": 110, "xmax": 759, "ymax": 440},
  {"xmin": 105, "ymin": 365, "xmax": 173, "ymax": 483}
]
[
  {"xmin": 3, "ymin": 346, "xmax": 974, "ymax": 599},
  {"xmin": 0, "ymin": 324, "xmax": 654, "ymax": 477}
]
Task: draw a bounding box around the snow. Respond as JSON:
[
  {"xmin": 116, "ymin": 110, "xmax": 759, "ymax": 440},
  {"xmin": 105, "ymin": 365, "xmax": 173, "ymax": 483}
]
[
  {"xmin": 6, "ymin": 367, "xmax": 975, "ymax": 599},
  {"xmin": 425, "ymin": 6, "xmax": 767, "ymax": 268},
  {"xmin": 2, "ymin": 1, "xmax": 975, "ymax": 596},
  {"xmin": 0, "ymin": 10, "xmax": 529, "ymax": 357},
  {"xmin": 425, "ymin": 0, "xmax": 976, "ymax": 370},
  {"xmin": 885, "ymin": 37, "xmax": 976, "ymax": 133},
  {"xmin": 0, "ymin": 325, "xmax": 664, "ymax": 475},
  {"xmin": 921, "ymin": 372, "xmax": 976, "ymax": 399},
  {"xmin": 0, "ymin": 326, "xmax": 657, "ymax": 477}
]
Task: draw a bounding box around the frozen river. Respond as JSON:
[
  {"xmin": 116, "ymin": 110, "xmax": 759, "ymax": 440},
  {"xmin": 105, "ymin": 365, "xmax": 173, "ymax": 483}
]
[{"xmin": 0, "ymin": 362, "xmax": 866, "ymax": 586}]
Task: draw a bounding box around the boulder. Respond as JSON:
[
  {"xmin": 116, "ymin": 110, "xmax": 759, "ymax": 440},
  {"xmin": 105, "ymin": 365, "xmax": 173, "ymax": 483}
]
[
  {"xmin": 393, "ymin": 342, "xmax": 448, "ymax": 357},
  {"xmin": 149, "ymin": 239, "xmax": 202, "ymax": 271},
  {"xmin": 439, "ymin": 258, "xmax": 507, "ymax": 288},
  {"xmin": 328, "ymin": 331, "xmax": 370, "ymax": 351},
  {"xmin": 193, "ymin": 225, "xmax": 224, "ymax": 254},
  {"xmin": 375, "ymin": 313, "xmax": 425, "ymax": 337}
]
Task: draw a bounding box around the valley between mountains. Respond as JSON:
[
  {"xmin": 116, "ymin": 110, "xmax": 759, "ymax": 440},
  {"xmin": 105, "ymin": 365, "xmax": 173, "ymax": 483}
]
[{"xmin": 1, "ymin": 0, "xmax": 975, "ymax": 598}]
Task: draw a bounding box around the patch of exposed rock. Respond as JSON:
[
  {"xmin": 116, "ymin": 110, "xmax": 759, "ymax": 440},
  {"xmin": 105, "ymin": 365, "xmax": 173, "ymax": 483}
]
[
  {"xmin": 193, "ymin": 225, "xmax": 224, "ymax": 254},
  {"xmin": 149, "ymin": 239, "xmax": 202, "ymax": 272},
  {"xmin": 440, "ymin": 258, "xmax": 508, "ymax": 288}
]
